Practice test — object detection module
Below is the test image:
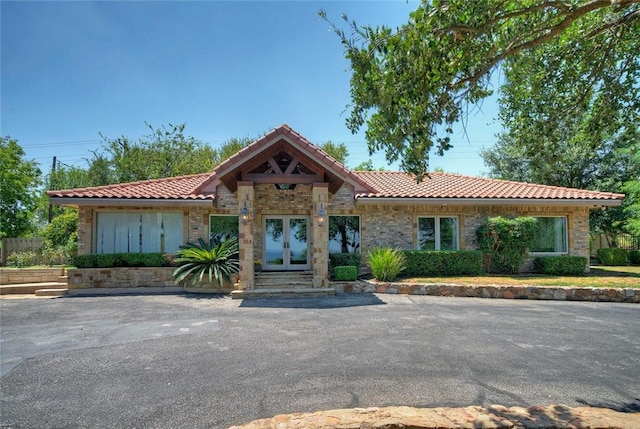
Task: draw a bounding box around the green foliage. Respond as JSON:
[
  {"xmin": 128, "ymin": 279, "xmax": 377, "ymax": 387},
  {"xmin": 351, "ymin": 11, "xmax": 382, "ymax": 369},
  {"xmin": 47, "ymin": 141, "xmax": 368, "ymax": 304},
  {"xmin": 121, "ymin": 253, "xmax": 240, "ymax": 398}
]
[
  {"xmin": 534, "ymin": 256, "xmax": 587, "ymax": 276},
  {"xmin": 596, "ymin": 248, "xmax": 628, "ymax": 266},
  {"xmin": 0, "ymin": 137, "xmax": 42, "ymax": 238},
  {"xmin": 6, "ymin": 251, "xmax": 39, "ymax": 268},
  {"xmin": 476, "ymin": 217, "xmax": 537, "ymax": 274},
  {"xmin": 320, "ymin": 141, "xmax": 349, "ymax": 165},
  {"xmin": 629, "ymin": 250, "xmax": 640, "ymax": 265},
  {"xmin": 41, "ymin": 211, "xmax": 78, "ymax": 248},
  {"xmin": 402, "ymin": 250, "xmax": 484, "ymax": 276},
  {"xmin": 101, "ymin": 123, "xmax": 219, "ymax": 183},
  {"xmin": 622, "ymin": 180, "xmax": 640, "ymax": 235},
  {"xmin": 172, "ymin": 237, "xmax": 239, "ymax": 286},
  {"xmin": 329, "ymin": 252, "xmax": 361, "ymax": 274},
  {"xmin": 367, "ymin": 247, "xmax": 407, "ymax": 282},
  {"xmin": 72, "ymin": 252, "xmax": 169, "ymax": 268},
  {"xmin": 333, "ymin": 265, "xmax": 358, "ymax": 281},
  {"xmin": 321, "ymin": 2, "xmax": 639, "ymax": 179}
]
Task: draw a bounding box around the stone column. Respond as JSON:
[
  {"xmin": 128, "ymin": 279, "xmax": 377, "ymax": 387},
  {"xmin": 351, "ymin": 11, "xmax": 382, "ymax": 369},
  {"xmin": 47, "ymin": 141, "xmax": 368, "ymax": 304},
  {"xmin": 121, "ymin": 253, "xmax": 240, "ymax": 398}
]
[
  {"xmin": 237, "ymin": 182, "xmax": 255, "ymax": 290},
  {"xmin": 312, "ymin": 183, "xmax": 329, "ymax": 288}
]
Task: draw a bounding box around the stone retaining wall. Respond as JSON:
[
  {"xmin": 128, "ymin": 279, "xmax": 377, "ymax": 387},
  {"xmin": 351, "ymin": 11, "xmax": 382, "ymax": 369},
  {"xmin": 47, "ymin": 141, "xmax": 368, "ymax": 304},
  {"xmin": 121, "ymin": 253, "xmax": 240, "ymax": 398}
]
[
  {"xmin": 67, "ymin": 267, "xmax": 236, "ymax": 291},
  {"xmin": 347, "ymin": 280, "xmax": 640, "ymax": 303},
  {"xmin": 0, "ymin": 268, "xmax": 65, "ymax": 285}
]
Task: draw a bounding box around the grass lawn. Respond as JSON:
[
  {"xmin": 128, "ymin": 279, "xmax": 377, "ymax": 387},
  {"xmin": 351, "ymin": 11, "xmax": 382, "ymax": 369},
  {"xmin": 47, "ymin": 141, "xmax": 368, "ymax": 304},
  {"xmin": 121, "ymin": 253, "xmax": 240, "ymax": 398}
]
[{"xmin": 402, "ymin": 265, "xmax": 640, "ymax": 288}]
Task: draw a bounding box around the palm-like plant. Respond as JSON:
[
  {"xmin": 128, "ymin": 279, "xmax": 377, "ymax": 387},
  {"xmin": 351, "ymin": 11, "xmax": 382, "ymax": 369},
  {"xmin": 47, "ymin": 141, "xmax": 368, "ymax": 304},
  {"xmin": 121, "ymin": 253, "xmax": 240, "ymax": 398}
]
[
  {"xmin": 367, "ymin": 247, "xmax": 407, "ymax": 282},
  {"xmin": 172, "ymin": 237, "xmax": 239, "ymax": 286}
]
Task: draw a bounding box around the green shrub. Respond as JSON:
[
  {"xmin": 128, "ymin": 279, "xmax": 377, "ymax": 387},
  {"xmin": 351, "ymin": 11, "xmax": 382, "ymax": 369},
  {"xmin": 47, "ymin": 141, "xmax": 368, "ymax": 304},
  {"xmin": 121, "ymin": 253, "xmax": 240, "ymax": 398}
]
[
  {"xmin": 41, "ymin": 211, "xmax": 78, "ymax": 248},
  {"xmin": 367, "ymin": 247, "xmax": 407, "ymax": 282},
  {"xmin": 173, "ymin": 237, "xmax": 239, "ymax": 286},
  {"xmin": 333, "ymin": 265, "xmax": 358, "ymax": 281},
  {"xmin": 329, "ymin": 253, "xmax": 361, "ymax": 274},
  {"xmin": 476, "ymin": 216, "xmax": 537, "ymax": 274},
  {"xmin": 596, "ymin": 248, "xmax": 628, "ymax": 266},
  {"xmin": 72, "ymin": 252, "xmax": 170, "ymax": 268},
  {"xmin": 534, "ymin": 256, "xmax": 587, "ymax": 275},
  {"xmin": 6, "ymin": 251, "xmax": 39, "ymax": 268},
  {"xmin": 402, "ymin": 250, "xmax": 484, "ymax": 276},
  {"xmin": 629, "ymin": 250, "xmax": 640, "ymax": 265}
]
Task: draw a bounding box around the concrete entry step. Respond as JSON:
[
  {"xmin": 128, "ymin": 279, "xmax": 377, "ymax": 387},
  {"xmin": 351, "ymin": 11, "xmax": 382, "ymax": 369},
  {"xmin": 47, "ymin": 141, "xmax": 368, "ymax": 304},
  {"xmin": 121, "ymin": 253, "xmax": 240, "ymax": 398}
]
[
  {"xmin": 0, "ymin": 282, "xmax": 67, "ymax": 295},
  {"xmin": 35, "ymin": 288, "xmax": 68, "ymax": 297},
  {"xmin": 254, "ymin": 271, "xmax": 313, "ymax": 289},
  {"xmin": 231, "ymin": 287, "xmax": 335, "ymax": 299}
]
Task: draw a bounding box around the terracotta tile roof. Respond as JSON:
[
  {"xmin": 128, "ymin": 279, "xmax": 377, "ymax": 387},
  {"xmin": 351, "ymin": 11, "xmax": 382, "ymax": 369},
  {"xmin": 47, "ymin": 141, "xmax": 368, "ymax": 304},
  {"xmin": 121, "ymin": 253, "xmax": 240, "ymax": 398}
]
[
  {"xmin": 46, "ymin": 172, "xmax": 213, "ymax": 200},
  {"xmin": 354, "ymin": 171, "xmax": 625, "ymax": 201}
]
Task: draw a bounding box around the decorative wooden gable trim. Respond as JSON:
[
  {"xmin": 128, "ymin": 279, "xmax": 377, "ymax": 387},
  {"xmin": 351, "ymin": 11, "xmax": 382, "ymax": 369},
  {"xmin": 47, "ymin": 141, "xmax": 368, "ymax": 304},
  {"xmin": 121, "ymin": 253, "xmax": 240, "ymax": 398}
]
[{"xmin": 195, "ymin": 124, "xmax": 377, "ymax": 195}]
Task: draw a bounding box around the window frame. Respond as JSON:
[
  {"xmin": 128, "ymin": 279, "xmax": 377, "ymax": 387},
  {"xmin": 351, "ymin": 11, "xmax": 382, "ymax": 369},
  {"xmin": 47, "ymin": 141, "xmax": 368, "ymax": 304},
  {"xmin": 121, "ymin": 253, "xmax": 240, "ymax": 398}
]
[
  {"xmin": 529, "ymin": 216, "xmax": 568, "ymax": 255},
  {"xmin": 328, "ymin": 215, "xmax": 361, "ymax": 254},
  {"xmin": 94, "ymin": 210, "xmax": 184, "ymax": 254},
  {"xmin": 416, "ymin": 216, "xmax": 460, "ymax": 251}
]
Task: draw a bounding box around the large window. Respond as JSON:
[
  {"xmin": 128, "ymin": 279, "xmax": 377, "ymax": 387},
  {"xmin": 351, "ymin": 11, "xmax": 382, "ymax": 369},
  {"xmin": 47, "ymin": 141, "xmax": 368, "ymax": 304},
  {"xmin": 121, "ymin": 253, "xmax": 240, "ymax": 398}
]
[
  {"xmin": 209, "ymin": 215, "xmax": 239, "ymax": 243},
  {"xmin": 418, "ymin": 216, "xmax": 459, "ymax": 251},
  {"xmin": 328, "ymin": 216, "xmax": 360, "ymax": 254},
  {"xmin": 96, "ymin": 212, "xmax": 183, "ymax": 254},
  {"xmin": 530, "ymin": 217, "xmax": 567, "ymax": 253}
]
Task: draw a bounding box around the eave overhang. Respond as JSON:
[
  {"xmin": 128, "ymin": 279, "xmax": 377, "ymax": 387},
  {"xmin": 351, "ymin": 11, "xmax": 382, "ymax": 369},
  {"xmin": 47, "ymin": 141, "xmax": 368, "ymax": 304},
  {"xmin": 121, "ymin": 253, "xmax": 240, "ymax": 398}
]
[
  {"xmin": 354, "ymin": 197, "xmax": 623, "ymax": 207},
  {"xmin": 48, "ymin": 197, "xmax": 215, "ymax": 208}
]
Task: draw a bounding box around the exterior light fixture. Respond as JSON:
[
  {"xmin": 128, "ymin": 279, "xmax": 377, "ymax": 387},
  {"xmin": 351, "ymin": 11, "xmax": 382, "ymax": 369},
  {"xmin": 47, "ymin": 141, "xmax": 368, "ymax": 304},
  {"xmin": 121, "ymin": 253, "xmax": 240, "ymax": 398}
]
[
  {"xmin": 240, "ymin": 200, "xmax": 250, "ymax": 225},
  {"xmin": 317, "ymin": 203, "xmax": 327, "ymax": 227}
]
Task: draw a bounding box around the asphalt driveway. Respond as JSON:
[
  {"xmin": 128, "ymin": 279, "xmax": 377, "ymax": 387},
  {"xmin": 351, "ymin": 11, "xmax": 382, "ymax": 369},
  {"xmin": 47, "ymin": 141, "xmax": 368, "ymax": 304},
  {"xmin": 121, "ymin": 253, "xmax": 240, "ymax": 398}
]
[{"xmin": 1, "ymin": 293, "xmax": 638, "ymax": 428}]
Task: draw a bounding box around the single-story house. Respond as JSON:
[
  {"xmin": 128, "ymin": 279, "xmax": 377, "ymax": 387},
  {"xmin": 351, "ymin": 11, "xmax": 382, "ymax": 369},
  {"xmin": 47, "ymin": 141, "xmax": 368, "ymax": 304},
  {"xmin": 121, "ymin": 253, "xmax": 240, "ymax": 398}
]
[{"xmin": 47, "ymin": 124, "xmax": 624, "ymax": 290}]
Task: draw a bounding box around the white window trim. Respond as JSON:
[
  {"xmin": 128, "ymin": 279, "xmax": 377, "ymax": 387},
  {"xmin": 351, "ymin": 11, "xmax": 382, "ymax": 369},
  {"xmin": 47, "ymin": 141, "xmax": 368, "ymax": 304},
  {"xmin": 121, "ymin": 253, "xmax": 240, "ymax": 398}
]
[
  {"xmin": 417, "ymin": 216, "xmax": 459, "ymax": 251},
  {"xmin": 529, "ymin": 215, "xmax": 569, "ymax": 255}
]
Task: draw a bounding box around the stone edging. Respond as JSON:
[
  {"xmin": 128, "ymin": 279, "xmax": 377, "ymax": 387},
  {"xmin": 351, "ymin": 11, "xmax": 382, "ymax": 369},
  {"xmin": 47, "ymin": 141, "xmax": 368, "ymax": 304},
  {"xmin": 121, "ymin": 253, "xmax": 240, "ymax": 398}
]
[
  {"xmin": 228, "ymin": 405, "xmax": 640, "ymax": 429},
  {"xmin": 332, "ymin": 280, "xmax": 640, "ymax": 303}
]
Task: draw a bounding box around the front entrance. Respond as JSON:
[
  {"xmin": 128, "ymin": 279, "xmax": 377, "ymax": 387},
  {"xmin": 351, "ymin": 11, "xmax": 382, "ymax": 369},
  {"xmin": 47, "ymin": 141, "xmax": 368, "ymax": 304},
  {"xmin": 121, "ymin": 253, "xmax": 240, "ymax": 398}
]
[{"xmin": 263, "ymin": 216, "xmax": 310, "ymax": 271}]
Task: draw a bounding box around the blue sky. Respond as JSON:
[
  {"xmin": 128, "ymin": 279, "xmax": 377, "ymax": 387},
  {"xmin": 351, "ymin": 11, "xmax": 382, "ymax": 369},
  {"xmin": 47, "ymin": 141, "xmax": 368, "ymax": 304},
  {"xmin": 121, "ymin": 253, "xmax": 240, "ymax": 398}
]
[{"xmin": 1, "ymin": 1, "xmax": 501, "ymax": 177}]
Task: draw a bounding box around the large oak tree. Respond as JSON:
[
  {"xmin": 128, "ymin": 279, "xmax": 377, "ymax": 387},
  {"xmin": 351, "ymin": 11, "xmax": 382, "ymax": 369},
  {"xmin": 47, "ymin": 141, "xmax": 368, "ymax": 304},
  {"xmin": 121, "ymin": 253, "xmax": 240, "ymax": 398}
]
[{"xmin": 321, "ymin": 0, "xmax": 640, "ymax": 179}]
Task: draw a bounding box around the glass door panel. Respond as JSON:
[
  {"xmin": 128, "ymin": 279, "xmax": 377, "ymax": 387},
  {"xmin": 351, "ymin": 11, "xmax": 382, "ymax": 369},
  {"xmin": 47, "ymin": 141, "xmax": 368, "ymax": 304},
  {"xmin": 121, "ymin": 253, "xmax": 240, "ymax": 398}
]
[
  {"xmin": 288, "ymin": 218, "xmax": 308, "ymax": 267},
  {"xmin": 264, "ymin": 218, "xmax": 284, "ymax": 267},
  {"xmin": 263, "ymin": 216, "xmax": 309, "ymax": 270}
]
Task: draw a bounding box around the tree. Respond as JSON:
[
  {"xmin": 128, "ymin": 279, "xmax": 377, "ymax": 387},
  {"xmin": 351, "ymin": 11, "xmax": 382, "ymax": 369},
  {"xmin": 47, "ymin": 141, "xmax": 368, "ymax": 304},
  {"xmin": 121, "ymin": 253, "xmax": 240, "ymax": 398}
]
[
  {"xmin": 0, "ymin": 137, "xmax": 42, "ymax": 238},
  {"xmin": 101, "ymin": 123, "xmax": 219, "ymax": 183},
  {"xmin": 481, "ymin": 11, "xmax": 640, "ymax": 235},
  {"xmin": 319, "ymin": 141, "xmax": 349, "ymax": 165},
  {"xmin": 321, "ymin": 1, "xmax": 640, "ymax": 178}
]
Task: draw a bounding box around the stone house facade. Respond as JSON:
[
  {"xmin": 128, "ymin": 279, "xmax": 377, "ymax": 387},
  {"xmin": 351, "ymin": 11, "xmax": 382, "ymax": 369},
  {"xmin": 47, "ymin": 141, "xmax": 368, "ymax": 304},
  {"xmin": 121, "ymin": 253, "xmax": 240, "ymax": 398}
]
[{"xmin": 49, "ymin": 124, "xmax": 623, "ymax": 291}]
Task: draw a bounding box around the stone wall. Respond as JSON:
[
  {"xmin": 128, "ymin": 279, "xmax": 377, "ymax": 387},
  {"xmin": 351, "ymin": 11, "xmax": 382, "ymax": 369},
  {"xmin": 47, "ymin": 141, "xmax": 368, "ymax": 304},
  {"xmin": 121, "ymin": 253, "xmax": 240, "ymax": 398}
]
[
  {"xmin": 345, "ymin": 280, "xmax": 640, "ymax": 303},
  {"xmin": 67, "ymin": 267, "xmax": 178, "ymax": 289}
]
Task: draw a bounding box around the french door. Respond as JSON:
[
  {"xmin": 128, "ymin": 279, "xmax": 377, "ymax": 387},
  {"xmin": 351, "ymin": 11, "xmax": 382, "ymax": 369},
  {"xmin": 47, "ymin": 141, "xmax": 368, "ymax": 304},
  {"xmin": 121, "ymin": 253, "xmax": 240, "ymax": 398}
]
[{"xmin": 263, "ymin": 216, "xmax": 310, "ymax": 271}]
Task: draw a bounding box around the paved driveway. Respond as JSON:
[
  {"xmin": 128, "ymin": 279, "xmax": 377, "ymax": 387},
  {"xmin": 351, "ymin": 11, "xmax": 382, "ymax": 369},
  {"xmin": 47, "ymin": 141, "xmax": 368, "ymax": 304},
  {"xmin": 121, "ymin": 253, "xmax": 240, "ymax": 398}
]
[{"xmin": 1, "ymin": 294, "xmax": 638, "ymax": 428}]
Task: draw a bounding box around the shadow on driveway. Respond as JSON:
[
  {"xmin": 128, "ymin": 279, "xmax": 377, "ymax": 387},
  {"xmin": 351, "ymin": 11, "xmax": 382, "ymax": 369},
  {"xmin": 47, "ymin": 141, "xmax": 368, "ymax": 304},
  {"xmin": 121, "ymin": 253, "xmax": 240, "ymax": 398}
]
[{"xmin": 239, "ymin": 293, "xmax": 386, "ymax": 309}]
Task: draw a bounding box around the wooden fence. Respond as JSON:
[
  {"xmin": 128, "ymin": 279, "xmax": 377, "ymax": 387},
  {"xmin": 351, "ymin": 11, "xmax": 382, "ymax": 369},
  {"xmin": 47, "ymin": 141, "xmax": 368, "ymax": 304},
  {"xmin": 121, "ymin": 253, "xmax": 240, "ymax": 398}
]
[{"xmin": 1, "ymin": 238, "xmax": 43, "ymax": 265}]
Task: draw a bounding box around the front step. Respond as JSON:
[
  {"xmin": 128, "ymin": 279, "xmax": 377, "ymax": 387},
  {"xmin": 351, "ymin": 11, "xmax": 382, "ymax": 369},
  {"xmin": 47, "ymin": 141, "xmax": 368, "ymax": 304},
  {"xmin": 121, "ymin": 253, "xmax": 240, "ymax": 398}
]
[
  {"xmin": 254, "ymin": 271, "xmax": 313, "ymax": 289},
  {"xmin": 0, "ymin": 282, "xmax": 67, "ymax": 295},
  {"xmin": 231, "ymin": 287, "xmax": 335, "ymax": 299},
  {"xmin": 35, "ymin": 288, "xmax": 68, "ymax": 297}
]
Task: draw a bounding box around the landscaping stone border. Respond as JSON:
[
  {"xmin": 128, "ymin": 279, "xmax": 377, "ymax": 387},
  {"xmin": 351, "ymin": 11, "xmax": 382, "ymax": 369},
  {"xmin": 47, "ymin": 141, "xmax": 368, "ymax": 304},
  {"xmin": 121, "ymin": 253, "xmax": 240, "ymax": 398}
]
[
  {"xmin": 229, "ymin": 404, "xmax": 639, "ymax": 429},
  {"xmin": 334, "ymin": 280, "xmax": 640, "ymax": 303}
]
